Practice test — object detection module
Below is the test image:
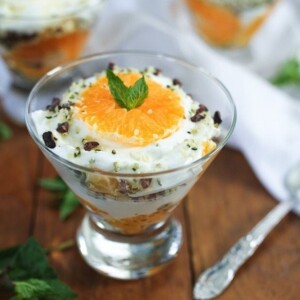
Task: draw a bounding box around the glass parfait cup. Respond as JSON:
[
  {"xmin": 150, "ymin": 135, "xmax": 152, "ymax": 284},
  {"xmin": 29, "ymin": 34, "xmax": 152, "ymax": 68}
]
[
  {"xmin": 184, "ymin": 0, "xmax": 279, "ymax": 49},
  {"xmin": 0, "ymin": 0, "xmax": 106, "ymax": 90},
  {"xmin": 25, "ymin": 51, "xmax": 236, "ymax": 280}
]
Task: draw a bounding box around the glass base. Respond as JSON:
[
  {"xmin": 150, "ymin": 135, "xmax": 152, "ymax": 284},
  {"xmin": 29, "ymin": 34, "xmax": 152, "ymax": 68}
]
[{"xmin": 77, "ymin": 213, "xmax": 182, "ymax": 280}]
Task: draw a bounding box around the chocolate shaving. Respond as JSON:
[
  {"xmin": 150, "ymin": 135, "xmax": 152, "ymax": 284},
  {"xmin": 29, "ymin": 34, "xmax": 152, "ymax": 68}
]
[
  {"xmin": 108, "ymin": 62, "xmax": 115, "ymax": 70},
  {"xmin": 42, "ymin": 131, "xmax": 56, "ymax": 149},
  {"xmin": 153, "ymin": 68, "xmax": 161, "ymax": 75},
  {"xmin": 47, "ymin": 97, "xmax": 61, "ymax": 111},
  {"xmin": 0, "ymin": 31, "xmax": 37, "ymax": 48},
  {"xmin": 190, "ymin": 104, "xmax": 208, "ymax": 122},
  {"xmin": 83, "ymin": 141, "xmax": 99, "ymax": 151},
  {"xmin": 119, "ymin": 179, "xmax": 131, "ymax": 194},
  {"xmin": 191, "ymin": 112, "xmax": 204, "ymax": 122},
  {"xmin": 172, "ymin": 78, "xmax": 182, "ymax": 86},
  {"xmin": 140, "ymin": 178, "xmax": 152, "ymax": 189},
  {"xmin": 213, "ymin": 111, "xmax": 222, "ymax": 125},
  {"xmin": 59, "ymin": 103, "xmax": 72, "ymax": 110},
  {"xmin": 56, "ymin": 122, "xmax": 69, "ymax": 133},
  {"xmin": 198, "ymin": 104, "xmax": 208, "ymax": 113}
]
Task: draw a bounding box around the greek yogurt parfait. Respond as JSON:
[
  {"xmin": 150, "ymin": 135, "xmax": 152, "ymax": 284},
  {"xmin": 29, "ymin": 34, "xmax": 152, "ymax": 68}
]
[
  {"xmin": 0, "ymin": 0, "xmax": 106, "ymax": 89},
  {"xmin": 184, "ymin": 0, "xmax": 279, "ymax": 48},
  {"xmin": 26, "ymin": 52, "xmax": 236, "ymax": 279}
]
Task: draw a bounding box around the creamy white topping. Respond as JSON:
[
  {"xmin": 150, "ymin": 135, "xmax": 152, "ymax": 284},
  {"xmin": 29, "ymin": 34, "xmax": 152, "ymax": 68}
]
[
  {"xmin": 31, "ymin": 67, "xmax": 221, "ymax": 219},
  {"xmin": 32, "ymin": 67, "xmax": 221, "ymax": 174},
  {"xmin": 0, "ymin": 0, "xmax": 104, "ymax": 33}
]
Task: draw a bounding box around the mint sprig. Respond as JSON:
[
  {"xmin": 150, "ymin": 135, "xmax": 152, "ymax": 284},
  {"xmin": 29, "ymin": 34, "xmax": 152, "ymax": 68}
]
[
  {"xmin": 0, "ymin": 238, "xmax": 77, "ymax": 300},
  {"xmin": 38, "ymin": 177, "xmax": 80, "ymax": 220},
  {"xmin": 106, "ymin": 69, "xmax": 148, "ymax": 110},
  {"xmin": 0, "ymin": 121, "xmax": 12, "ymax": 141},
  {"xmin": 272, "ymin": 58, "xmax": 300, "ymax": 86}
]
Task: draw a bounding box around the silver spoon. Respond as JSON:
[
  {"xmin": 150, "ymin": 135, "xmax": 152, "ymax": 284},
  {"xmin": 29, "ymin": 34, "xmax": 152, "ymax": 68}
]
[{"xmin": 194, "ymin": 162, "xmax": 300, "ymax": 299}]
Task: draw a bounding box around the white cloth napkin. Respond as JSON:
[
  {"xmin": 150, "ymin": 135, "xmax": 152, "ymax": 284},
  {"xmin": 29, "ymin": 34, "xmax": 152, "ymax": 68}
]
[{"xmin": 1, "ymin": 0, "xmax": 300, "ymax": 204}]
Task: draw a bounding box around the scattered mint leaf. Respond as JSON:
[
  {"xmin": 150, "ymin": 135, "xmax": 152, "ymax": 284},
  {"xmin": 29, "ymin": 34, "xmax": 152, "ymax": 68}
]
[
  {"xmin": 38, "ymin": 177, "xmax": 68, "ymax": 192},
  {"xmin": 106, "ymin": 69, "xmax": 148, "ymax": 110},
  {"xmin": 0, "ymin": 245, "xmax": 20, "ymax": 272},
  {"xmin": 0, "ymin": 238, "xmax": 77, "ymax": 300},
  {"xmin": 13, "ymin": 279, "xmax": 52, "ymax": 300},
  {"xmin": 45, "ymin": 240, "xmax": 75, "ymax": 255},
  {"xmin": 0, "ymin": 121, "xmax": 12, "ymax": 140},
  {"xmin": 38, "ymin": 177, "xmax": 80, "ymax": 220},
  {"xmin": 14, "ymin": 279, "xmax": 76, "ymax": 300},
  {"xmin": 8, "ymin": 238, "xmax": 56, "ymax": 281},
  {"xmin": 59, "ymin": 190, "xmax": 80, "ymax": 220},
  {"xmin": 272, "ymin": 58, "xmax": 300, "ymax": 86}
]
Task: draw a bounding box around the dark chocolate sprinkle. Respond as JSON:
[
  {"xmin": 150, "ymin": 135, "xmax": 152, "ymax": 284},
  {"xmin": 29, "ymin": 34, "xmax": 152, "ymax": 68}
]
[
  {"xmin": 198, "ymin": 104, "xmax": 208, "ymax": 113},
  {"xmin": 56, "ymin": 122, "xmax": 69, "ymax": 133},
  {"xmin": 83, "ymin": 141, "xmax": 99, "ymax": 151},
  {"xmin": 119, "ymin": 179, "xmax": 131, "ymax": 194},
  {"xmin": 190, "ymin": 104, "xmax": 208, "ymax": 122},
  {"xmin": 213, "ymin": 111, "xmax": 222, "ymax": 125},
  {"xmin": 108, "ymin": 62, "xmax": 115, "ymax": 70},
  {"xmin": 59, "ymin": 103, "xmax": 72, "ymax": 110},
  {"xmin": 140, "ymin": 178, "xmax": 152, "ymax": 189},
  {"xmin": 153, "ymin": 68, "xmax": 161, "ymax": 75},
  {"xmin": 42, "ymin": 131, "xmax": 56, "ymax": 149},
  {"xmin": 46, "ymin": 97, "xmax": 61, "ymax": 111},
  {"xmin": 191, "ymin": 113, "xmax": 205, "ymax": 123},
  {"xmin": 173, "ymin": 78, "xmax": 182, "ymax": 86},
  {"xmin": 0, "ymin": 31, "xmax": 37, "ymax": 48}
]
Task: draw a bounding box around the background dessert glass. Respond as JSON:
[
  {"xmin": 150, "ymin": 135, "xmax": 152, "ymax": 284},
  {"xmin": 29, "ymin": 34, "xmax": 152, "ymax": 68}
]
[
  {"xmin": 184, "ymin": 0, "xmax": 279, "ymax": 50},
  {"xmin": 0, "ymin": 0, "xmax": 106, "ymax": 90},
  {"xmin": 25, "ymin": 52, "xmax": 236, "ymax": 280}
]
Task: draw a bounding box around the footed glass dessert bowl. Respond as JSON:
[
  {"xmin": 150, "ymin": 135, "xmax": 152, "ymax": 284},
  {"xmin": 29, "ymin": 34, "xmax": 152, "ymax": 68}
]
[
  {"xmin": 0, "ymin": 0, "xmax": 106, "ymax": 90},
  {"xmin": 25, "ymin": 51, "xmax": 236, "ymax": 279},
  {"xmin": 184, "ymin": 0, "xmax": 279, "ymax": 53}
]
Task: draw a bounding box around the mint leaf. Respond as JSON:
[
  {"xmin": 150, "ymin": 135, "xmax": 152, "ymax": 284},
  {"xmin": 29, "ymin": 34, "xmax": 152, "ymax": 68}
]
[
  {"xmin": 39, "ymin": 177, "xmax": 80, "ymax": 220},
  {"xmin": 272, "ymin": 58, "xmax": 300, "ymax": 86},
  {"xmin": 43, "ymin": 279, "xmax": 77, "ymax": 300},
  {"xmin": 0, "ymin": 245, "xmax": 20, "ymax": 272},
  {"xmin": 0, "ymin": 121, "xmax": 12, "ymax": 140},
  {"xmin": 125, "ymin": 76, "xmax": 149, "ymax": 110},
  {"xmin": 0, "ymin": 238, "xmax": 77, "ymax": 300},
  {"xmin": 45, "ymin": 240, "xmax": 75, "ymax": 254},
  {"xmin": 106, "ymin": 69, "xmax": 148, "ymax": 110},
  {"xmin": 14, "ymin": 279, "xmax": 76, "ymax": 300},
  {"xmin": 13, "ymin": 279, "xmax": 50, "ymax": 300},
  {"xmin": 59, "ymin": 190, "xmax": 80, "ymax": 220},
  {"xmin": 8, "ymin": 238, "xmax": 57, "ymax": 281},
  {"xmin": 106, "ymin": 69, "xmax": 129, "ymax": 108},
  {"xmin": 38, "ymin": 177, "xmax": 68, "ymax": 192}
]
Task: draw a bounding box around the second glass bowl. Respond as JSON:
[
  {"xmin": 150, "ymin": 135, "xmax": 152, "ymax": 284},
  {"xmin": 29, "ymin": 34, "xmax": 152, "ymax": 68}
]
[{"xmin": 0, "ymin": 0, "xmax": 107, "ymax": 89}]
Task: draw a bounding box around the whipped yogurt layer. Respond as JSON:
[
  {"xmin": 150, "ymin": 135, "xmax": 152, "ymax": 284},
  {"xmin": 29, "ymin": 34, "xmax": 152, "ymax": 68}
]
[
  {"xmin": 0, "ymin": 0, "xmax": 103, "ymax": 33},
  {"xmin": 32, "ymin": 67, "xmax": 221, "ymax": 174}
]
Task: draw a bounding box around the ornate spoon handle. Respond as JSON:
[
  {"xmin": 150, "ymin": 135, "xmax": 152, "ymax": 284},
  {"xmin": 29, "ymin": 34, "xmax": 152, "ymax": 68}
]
[{"xmin": 193, "ymin": 199, "xmax": 295, "ymax": 300}]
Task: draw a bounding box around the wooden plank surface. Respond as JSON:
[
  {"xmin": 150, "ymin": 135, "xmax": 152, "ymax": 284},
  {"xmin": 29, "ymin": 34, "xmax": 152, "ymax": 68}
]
[{"xmin": 1, "ymin": 106, "xmax": 300, "ymax": 300}]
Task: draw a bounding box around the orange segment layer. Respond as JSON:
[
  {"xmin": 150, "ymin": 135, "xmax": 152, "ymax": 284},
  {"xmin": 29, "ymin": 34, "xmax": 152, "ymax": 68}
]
[
  {"xmin": 185, "ymin": 0, "xmax": 276, "ymax": 48},
  {"xmin": 186, "ymin": 0, "xmax": 241, "ymax": 46},
  {"xmin": 4, "ymin": 29, "xmax": 89, "ymax": 80},
  {"xmin": 76, "ymin": 72, "xmax": 185, "ymax": 146}
]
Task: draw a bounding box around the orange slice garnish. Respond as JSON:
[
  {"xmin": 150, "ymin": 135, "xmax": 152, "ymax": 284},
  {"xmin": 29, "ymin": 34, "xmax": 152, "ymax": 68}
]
[{"xmin": 75, "ymin": 72, "xmax": 185, "ymax": 146}]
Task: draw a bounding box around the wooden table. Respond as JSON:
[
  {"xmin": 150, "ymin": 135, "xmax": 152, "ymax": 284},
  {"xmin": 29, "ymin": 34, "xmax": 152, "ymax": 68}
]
[{"xmin": 1, "ymin": 108, "xmax": 300, "ymax": 300}]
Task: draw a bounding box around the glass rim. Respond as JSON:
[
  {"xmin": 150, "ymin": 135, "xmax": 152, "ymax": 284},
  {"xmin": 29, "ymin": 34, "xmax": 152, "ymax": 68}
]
[
  {"xmin": 25, "ymin": 50, "xmax": 237, "ymax": 178},
  {"xmin": 0, "ymin": 0, "xmax": 106, "ymax": 22}
]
